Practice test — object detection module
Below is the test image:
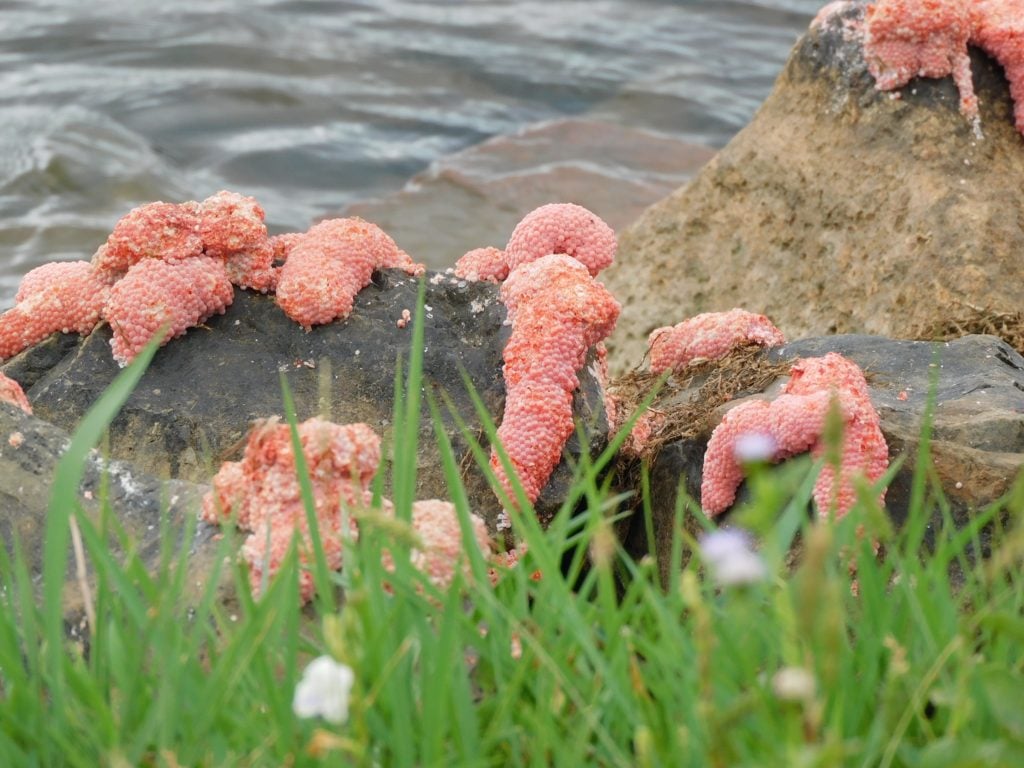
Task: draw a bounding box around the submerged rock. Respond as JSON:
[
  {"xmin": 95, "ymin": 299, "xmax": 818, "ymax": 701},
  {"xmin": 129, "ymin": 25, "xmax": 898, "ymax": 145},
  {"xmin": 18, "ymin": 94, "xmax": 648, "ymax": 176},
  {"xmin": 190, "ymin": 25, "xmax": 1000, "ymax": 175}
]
[
  {"xmin": 3, "ymin": 270, "xmax": 609, "ymax": 532},
  {"xmin": 620, "ymin": 335, "xmax": 1024, "ymax": 584},
  {"xmin": 344, "ymin": 118, "xmax": 715, "ymax": 268},
  {"xmin": 603, "ymin": 0, "xmax": 1024, "ymax": 373}
]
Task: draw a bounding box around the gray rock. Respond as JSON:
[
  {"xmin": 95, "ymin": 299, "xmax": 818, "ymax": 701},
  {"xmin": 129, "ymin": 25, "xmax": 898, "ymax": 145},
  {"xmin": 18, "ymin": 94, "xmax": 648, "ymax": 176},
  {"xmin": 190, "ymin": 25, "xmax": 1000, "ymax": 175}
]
[
  {"xmin": 621, "ymin": 335, "xmax": 1024, "ymax": 584},
  {"xmin": 0, "ymin": 401, "xmax": 223, "ymax": 637},
  {"xmin": 602, "ymin": 0, "xmax": 1024, "ymax": 374},
  {"xmin": 3, "ymin": 269, "xmax": 610, "ymax": 532}
]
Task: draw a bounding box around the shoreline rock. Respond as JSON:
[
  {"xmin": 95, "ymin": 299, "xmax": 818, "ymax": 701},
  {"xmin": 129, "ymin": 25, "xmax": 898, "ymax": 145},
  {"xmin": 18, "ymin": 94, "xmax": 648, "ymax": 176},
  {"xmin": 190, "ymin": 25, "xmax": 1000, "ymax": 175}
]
[
  {"xmin": 620, "ymin": 334, "xmax": 1024, "ymax": 585},
  {"xmin": 603, "ymin": 1, "xmax": 1024, "ymax": 374},
  {"xmin": 0, "ymin": 401, "xmax": 222, "ymax": 633},
  {"xmin": 2, "ymin": 270, "xmax": 610, "ymax": 533}
]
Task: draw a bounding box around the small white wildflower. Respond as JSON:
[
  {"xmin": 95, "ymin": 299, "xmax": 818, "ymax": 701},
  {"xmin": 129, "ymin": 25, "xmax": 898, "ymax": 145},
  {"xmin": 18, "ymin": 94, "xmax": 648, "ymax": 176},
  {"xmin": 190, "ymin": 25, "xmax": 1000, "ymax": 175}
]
[
  {"xmin": 496, "ymin": 510, "xmax": 511, "ymax": 532},
  {"xmin": 699, "ymin": 528, "xmax": 767, "ymax": 587},
  {"xmin": 293, "ymin": 656, "xmax": 355, "ymax": 725},
  {"xmin": 733, "ymin": 431, "xmax": 776, "ymax": 464},
  {"xmin": 771, "ymin": 666, "xmax": 816, "ymax": 702}
]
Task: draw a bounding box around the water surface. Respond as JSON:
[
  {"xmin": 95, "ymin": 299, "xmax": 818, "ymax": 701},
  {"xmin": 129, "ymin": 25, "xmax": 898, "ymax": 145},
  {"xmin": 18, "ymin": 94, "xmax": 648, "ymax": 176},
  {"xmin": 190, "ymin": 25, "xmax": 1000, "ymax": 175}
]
[{"xmin": 0, "ymin": 0, "xmax": 823, "ymax": 303}]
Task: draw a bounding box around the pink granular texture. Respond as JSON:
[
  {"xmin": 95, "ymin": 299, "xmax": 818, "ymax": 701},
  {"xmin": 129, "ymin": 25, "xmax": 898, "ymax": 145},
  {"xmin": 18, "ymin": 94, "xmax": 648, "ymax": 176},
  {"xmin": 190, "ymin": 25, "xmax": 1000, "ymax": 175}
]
[
  {"xmin": 0, "ymin": 261, "xmax": 111, "ymax": 360},
  {"xmin": 504, "ymin": 203, "xmax": 617, "ymax": 277},
  {"xmin": 647, "ymin": 309, "xmax": 786, "ymax": 374},
  {"xmin": 454, "ymin": 247, "xmax": 509, "ymax": 283},
  {"xmin": 199, "ymin": 190, "xmax": 277, "ymax": 292},
  {"xmin": 91, "ymin": 201, "xmax": 203, "ymax": 279},
  {"xmin": 222, "ymin": 243, "xmax": 278, "ymax": 293},
  {"xmin": 198, "ymin": 190, "xmax": 266, "ymax": 259},
  {"xmin": 276, "ymin": 218, "xmax": 425, "ymax": 329},
  {"xmin": 380, "ymin": 499, "xmax": 491, "ymax": 590},
  {"xmin": 104, "ymin": 256, "xmax": 234, "ymax": 366},
  {"xmin": 201, "ymin": 418, "xmax": 381, "ymax": 602},
  {"xmin": 701, "ymin": 352, "xmax": 888, "ymax": 518},
  {"xmin": 971, "ymin": 0, "xmax": 1024, "ymax": 132},
  {"xmin": 864, "ymin": 0, "xmax": 1024, "ymax": 133},
  {"xmin": 3, "ymin": 194, "xmax": 430, "ymax": 365},
  {"xmin": 0, "ymin": 372, "xmax": 31, "ymax": 414},
  {"xmin": 268, "ymin": 232, "xmax": 304, "ymax": 262},
  {"xmin": 491, "ymin": 254, "xmax": 621, "ymax": 505}
]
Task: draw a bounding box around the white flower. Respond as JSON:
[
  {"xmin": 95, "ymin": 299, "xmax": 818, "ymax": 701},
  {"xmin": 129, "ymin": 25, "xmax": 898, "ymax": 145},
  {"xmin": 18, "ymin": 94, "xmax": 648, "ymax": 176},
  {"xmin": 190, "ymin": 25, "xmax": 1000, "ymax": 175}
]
[
  {"xmin": 771, "ymin": 666, "xmax": 816, "ymax": 702},
  {"xmin": 293, "ymin": 655, "xmax": 355, "ymax": 725},
  {"xmin": 733, "ymin": 431, "xmax": 777, "ymax": 464},
  {"xmin": 699, "ymin": 528, "xmax": 768, "ymax": 587}
]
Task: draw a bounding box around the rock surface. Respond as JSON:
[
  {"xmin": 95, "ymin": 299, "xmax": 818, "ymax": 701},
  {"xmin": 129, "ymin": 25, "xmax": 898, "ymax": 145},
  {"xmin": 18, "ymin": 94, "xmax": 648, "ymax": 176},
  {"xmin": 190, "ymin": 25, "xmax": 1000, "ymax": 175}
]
[
  {"xmin": 602, "ymin": 0, "xmax": 1024, "ymax": 374},
  {"xmin": 0, "ymin": 401, "xmax": 223, "ymax": 633},
  {"xmin": 623, "ymin": 335, "xmax": 1024, "ymax": 585},
  {"xmin": 344, "ymin": 118, "xmax": 715, "ymax": 268},
  {"xmin": 2, "ymin": 270, "xmax": 610, "ymax": 532}
]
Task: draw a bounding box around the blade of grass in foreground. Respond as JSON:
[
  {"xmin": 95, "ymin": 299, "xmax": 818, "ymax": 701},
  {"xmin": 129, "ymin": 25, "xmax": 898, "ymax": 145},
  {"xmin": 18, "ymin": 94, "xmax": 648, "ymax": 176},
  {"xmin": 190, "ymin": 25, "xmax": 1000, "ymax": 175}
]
[
  {"xmin": 280, "ymin": 372, "xmax": 336, "ymax": 614},
  {"xmin": 392, "ymin": 276, "xmax": 428, "ymax": 522},
  {"xmin": 41, "ymin": 336, "xmax": 159, "ymax": 720}
]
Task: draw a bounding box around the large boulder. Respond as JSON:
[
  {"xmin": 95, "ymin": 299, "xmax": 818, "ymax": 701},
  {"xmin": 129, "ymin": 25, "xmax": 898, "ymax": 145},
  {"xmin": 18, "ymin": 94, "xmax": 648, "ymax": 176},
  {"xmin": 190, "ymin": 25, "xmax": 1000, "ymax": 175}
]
[
  {"xmin": 602, "ymin": 0, "xmax": 1024, "ymax": 373},
  {"xmin": 2, "ymin": 270, "xmax": 610, "ymax": 531},
  {"xmin": 619, "ymin": 335, "xmax": 1024, "ymax": 585}
]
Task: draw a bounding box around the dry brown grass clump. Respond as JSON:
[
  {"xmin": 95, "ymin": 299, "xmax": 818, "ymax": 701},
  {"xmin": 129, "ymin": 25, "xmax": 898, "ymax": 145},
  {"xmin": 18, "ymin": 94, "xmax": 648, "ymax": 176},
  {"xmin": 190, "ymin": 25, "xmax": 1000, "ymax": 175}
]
[
  {"xmin": 607, "ymin": 344, "xmax": 791, "ymax": 461},
  {"xmin": 911, "ymin": 302, "xmax": 1024, "ymax": 356}
]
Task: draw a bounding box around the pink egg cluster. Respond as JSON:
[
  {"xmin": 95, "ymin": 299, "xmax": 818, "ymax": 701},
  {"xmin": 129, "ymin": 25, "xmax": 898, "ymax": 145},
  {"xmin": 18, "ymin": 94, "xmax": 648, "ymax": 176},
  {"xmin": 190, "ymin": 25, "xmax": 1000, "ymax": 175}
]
[
  {"xmin": 201, "ymin": 417, "xmax": 382, "ymax": 602},
  {"xmin": 454, "ymin": 246, "xmax": 510, "ymax": 283},
  {"xmin": 381, "ymin": 499, "xmax": 491, "ymax": 590},
  {"xmin": 451, "ymin": 204, "xmax": 622, "ymax": 513},
  {"xmin": 971, "ymin": 0, "xmax": 1024, "ymax": 132},
  {"xmin": 0, "ymin": 371, "xmax": 32, "ymax": 414},
  {"xmin": 0, "ymin": 191, "xmax": 426, "ymax": 366},
  {"xmin": 455, "ymin": 203, "xmax": 616, "ymax": 286},
  {"xmin": 91, "ymin": 201, "xmax": 204, "ymax": 279},
  {"xmin": 504, "ymin": 203, "xmax": 617, "ymax": 277},
  {"xmin": 647, "ymin": 309, "xmax": 786, "ymax": 374},
  {"xmin": 0, "ymin": 261, "xmax": 111, "ymax": 360},
  {"xmin": 863, "ymin": 0, "xmax": 1024, "ymax": 133},
  {"xmin": 701, "ymin": 352, "xmax": 888, "ymax": 518},
  {"xmin": 199, "ymin": 190, "xmax": 277, "ymax": 293},
  {"xmin": 492, "ymin": 252, "xmax": 620, "ymax": 505},
  {"xmin": 105, "ymin": 256, "xmax": 234, "ymax": 365},
  {"xmin": 202, "ymin": 418, "xmax": 491, "ymax": 601},
  {"xmin": 275, "ymin": 217, "xmax": 424, "ymax": 330}
]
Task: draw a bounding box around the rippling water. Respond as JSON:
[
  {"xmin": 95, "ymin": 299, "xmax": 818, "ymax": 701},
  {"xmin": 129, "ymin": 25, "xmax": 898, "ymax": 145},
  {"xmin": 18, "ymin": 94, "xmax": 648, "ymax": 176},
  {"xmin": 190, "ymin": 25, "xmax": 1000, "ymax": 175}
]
[{"xmin": 0, "ymin": 0, "xmax": 822, "ymax": 303}]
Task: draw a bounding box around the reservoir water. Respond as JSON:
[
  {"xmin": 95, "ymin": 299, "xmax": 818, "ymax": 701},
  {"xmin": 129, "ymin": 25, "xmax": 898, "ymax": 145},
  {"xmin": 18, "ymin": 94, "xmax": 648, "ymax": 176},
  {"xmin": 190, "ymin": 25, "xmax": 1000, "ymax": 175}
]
[{"xmin": 0, "ymin": 0, "xmax": 823, "ymax": 303}]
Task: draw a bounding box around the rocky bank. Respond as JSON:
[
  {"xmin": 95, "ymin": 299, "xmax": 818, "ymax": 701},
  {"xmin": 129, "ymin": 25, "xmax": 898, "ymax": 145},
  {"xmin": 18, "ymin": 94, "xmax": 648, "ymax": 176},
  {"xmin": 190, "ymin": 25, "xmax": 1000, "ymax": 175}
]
[{"xmin": 603, "ymin": 0, "xmax": 1024, "ymax": 373}]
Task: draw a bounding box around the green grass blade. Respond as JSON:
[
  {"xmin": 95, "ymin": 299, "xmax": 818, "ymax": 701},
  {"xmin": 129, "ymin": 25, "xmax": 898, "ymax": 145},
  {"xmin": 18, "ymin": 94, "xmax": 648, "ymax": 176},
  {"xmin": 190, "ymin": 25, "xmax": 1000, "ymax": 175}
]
[
  {"xmin": 279, "ymin": 372, "xmax": 336, "ymax": 613},
  {"xmin": 41, "ymin": 336, "xmax": 159, "ymax": 716}
]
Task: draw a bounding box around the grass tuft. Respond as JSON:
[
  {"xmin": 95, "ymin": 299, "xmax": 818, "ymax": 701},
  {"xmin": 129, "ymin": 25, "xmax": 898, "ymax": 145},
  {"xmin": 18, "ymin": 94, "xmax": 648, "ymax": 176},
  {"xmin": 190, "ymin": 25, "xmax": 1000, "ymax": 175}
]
[{"xmin": 0, "ymin": 310, "xmax": 1022, "ymax": 766}]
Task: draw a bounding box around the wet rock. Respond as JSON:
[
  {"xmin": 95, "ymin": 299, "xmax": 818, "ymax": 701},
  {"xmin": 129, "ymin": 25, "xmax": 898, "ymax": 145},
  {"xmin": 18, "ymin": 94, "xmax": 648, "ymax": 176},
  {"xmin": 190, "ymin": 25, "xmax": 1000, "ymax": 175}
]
[
  {"xmin": 2, "ymin": 270, "xmax": 609, "ymax": 531},
  {"xmin": 602, "ymin": 0, "xmax": 1024, "ymax": 373},
  {"xmin": 622, "ymin": 335, "xmax": 1024, "ymax": 584},
  {"xmin": 345, "ymin": 118, "xmax": 715, "ymax": 269},
  {"xmin": 0, "ymin": 401, "xmax": 223, "ymax": 633}
]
